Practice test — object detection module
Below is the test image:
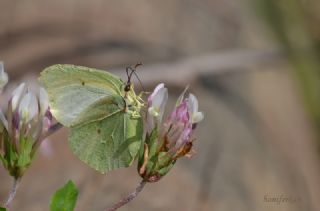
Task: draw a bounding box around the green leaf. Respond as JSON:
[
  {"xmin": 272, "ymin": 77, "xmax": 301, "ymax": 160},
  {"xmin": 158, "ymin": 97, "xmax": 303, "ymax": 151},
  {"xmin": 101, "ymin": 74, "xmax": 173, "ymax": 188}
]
[
  {"xmin": 50, "ymin": 180, "xmax": 78, "ymax": 211},
  {"xmin": 69, "ymin": 112, "xmax": 143, "ymax": 173},
  {"xmin": 0, "ymin": 207, "xmax": 7, "ymax": 211}
]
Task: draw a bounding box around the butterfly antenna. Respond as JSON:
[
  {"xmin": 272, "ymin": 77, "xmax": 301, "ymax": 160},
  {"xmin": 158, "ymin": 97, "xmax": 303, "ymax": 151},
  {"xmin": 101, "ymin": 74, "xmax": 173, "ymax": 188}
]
[
  {"xmin": 135, "ymin": 62, "xmax": 143, "ymax": 69},
  {"xmin": 125, "ymin": 67, "xmax": 132, "ymax": 84},
  {"xmin": 132, "ymin": 62, "xmax": 145, "ymax": 92},
  {"xmin": 132, "ymin": 70, "xmax": 145, "ymax": 92}
]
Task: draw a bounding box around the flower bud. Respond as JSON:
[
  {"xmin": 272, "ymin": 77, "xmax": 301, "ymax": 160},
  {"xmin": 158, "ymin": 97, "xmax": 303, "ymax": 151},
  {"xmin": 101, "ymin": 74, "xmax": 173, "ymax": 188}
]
[
  {"xmin": 19, "ymin": 92, "xmax": 38, "ymax": 123},
  {"xmin": 146, "ymin": 83, "xmax": 168, "ymax": 133},
  {"xmin": 138, "ymin": 84, "xmax": 204, "ymax": 182},
  {"xmin": 0, "ymin": 83, "xmax": 52, "ymax": 178}
]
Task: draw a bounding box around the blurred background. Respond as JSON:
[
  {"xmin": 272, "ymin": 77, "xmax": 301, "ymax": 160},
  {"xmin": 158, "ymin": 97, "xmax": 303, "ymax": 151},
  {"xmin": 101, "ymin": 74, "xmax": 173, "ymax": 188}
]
[{"xmin": 1, "ymin": 0, "xmax": 320, "ymax": 210}]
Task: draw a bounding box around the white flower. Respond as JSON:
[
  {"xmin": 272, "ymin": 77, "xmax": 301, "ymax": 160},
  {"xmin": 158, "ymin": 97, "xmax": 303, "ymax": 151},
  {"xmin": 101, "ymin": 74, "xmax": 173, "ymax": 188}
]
[
  {"xmin": 188, "ymin": 93, "xmax": 204, "ymax": 124},
  {"xmin": 11, "ymin": 83, "xmax": 27, "ymax": 111},
  {"xmin": 148, "ymin": 83, "xmax": 168, "ymax": 122},
  {"xmin": 0, "ymin": 62, "xmax": 8, "ymax": 90},
  {"xmin": 19, "ymin": 92, "xmax": 38, "ymax": 123}
]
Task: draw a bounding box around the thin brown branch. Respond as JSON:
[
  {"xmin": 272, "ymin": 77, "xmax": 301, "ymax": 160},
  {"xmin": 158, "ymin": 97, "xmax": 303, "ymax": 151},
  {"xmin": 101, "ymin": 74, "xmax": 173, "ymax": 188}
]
[{"xmin": 105, "ymin": 180, "xmax": 147, "ymax": 211}]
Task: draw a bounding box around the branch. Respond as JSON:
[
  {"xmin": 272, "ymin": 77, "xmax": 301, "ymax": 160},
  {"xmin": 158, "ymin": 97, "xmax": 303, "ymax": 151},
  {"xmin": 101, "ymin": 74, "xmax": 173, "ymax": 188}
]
[
  {"xmin": 105, "ymin": 180, "xmax": 147, "ymax": 211},
  {"xmin": 111, "ymin": 48, "xmax": 284, "ymax": 86},
  {"xmin": 4, "ymin": 177, "xmax": 21, "ymax": 209}
]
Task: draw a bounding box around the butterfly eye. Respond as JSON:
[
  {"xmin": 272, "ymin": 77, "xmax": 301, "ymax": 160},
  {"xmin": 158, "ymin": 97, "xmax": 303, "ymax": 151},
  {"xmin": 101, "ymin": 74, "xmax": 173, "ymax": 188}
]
[{"xmin": 124, "ymin": 84, "xmax": 131, "ymax": 92}]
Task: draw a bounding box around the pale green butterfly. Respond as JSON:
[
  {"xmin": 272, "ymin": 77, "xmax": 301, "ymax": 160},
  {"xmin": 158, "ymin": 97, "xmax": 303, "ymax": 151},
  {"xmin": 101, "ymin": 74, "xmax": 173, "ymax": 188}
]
[{"xmin": 39, "ymin": 64, "xmax": 144, "ymax": 173}]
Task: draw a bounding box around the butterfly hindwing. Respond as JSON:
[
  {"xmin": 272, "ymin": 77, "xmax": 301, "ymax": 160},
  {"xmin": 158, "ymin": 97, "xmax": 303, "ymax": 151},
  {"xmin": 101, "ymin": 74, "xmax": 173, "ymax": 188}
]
[{"xmin": 69, "ymin": 112, "xmax": 143, "ymax": 173}]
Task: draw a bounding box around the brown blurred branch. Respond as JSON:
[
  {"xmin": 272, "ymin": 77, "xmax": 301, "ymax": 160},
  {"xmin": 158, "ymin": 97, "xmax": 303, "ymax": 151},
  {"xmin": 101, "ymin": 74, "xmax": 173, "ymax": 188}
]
[{"xmin": 111, "ymin": 48, "xmax": 284, "ymax": 86}]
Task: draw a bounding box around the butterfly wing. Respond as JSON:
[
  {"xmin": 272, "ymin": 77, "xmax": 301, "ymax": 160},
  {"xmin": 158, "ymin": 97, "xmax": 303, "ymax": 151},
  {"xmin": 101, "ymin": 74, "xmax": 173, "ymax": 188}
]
[
  {"xmin": 69, "ymin": 111, "xmax": 143, "ymax": 173},
  {"xmin": 40, "ymin": 64, "xmax": 144, "ymax": 173},
  {"xmin": 39, "ymin": 64, "xmax": 124, "ymax": 127}
]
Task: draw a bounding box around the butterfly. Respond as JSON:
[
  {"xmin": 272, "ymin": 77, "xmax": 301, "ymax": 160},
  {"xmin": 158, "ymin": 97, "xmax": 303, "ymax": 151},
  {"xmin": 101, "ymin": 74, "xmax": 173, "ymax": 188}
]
[{"xmin": 39, "ymin": 64, "xmax": 144, "ymax": 173}]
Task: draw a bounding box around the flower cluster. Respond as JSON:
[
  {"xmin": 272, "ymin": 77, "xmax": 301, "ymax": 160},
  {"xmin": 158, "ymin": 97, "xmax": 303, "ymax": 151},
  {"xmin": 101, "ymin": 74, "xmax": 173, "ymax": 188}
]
[
  {"xmin": 0, "ymin": 82, "xmax": 52, "ymax": 178},
  {"xmin": 138, "ymin": 83, "xmax": 204, "ymax": 182}
]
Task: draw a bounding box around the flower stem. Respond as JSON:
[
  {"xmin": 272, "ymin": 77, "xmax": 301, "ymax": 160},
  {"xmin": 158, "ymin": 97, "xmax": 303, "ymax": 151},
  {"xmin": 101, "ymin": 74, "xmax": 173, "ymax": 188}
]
[
  {"xmin": 4, "ymin": 177, "xmax": 21, "ymax": 209},
  {"xmin": 105, "ymin": 180, "xmax": 147, "ymax": 211}
]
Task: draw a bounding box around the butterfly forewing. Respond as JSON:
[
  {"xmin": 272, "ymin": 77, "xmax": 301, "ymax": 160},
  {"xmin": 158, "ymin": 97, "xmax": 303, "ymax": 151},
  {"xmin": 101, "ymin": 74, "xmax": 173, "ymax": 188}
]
[{"xmin": 39, "ymin": 64, "xmax": 124, "ymax": 127}]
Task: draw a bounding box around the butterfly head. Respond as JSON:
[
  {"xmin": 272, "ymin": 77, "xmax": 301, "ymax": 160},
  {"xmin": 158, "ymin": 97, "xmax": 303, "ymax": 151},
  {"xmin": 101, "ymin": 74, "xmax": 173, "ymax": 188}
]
[
  {"xmin": 123, "ymin": 63, "xmax": 145, "ymax": 116},
  {"xmin": 125, "ymin": 62, "xmax": 143, "ymax": 92}
]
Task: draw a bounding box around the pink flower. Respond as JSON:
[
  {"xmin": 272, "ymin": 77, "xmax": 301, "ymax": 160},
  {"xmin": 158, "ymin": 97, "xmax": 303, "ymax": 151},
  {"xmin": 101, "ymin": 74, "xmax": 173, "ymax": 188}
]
[
  {"xmin": 8, "ymin": 83, "xmax": 52, "ymax": 137},
  {"xmin": 164, "ymin": 91, "xmax": 203, "ymax": 157},
  {"xmin": 139, "ymin": 84, "xmax": 204, "ymax": 182}
]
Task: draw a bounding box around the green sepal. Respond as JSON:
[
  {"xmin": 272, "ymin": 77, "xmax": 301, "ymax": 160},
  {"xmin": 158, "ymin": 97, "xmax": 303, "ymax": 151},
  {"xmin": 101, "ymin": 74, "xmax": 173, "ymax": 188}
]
[
  {"xmin": 147, "ymin": 128, "xmax": 160, "ymax": 158},
  {"xmin": 145, "ymin": 154, "xmax": 158, "ymax": 176},
  {"xmin": 1, "ymin": 129, "xmax": 34, "ymax": 178},
  {"xmin": 157, "ymin": 162, "xmax": 175, "ymax": 176},
  {"xmin": 17, "ymin": 137, "xmax": 33, "ymax": 168},
  {"xmin": 138, "ymin": 127, "xmax": 158, "ymax": 167},
  {"xmin": 153, "ymin": 152, "xmax": 173, "ymax": 174},
  {"xmin": 138, "ymin": 125, "xmax": 178, "ymax": 180}
]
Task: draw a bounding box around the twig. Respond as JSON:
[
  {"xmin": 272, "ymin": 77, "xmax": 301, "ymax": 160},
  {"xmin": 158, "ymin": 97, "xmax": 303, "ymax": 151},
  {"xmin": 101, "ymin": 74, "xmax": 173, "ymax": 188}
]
[
  {"xmin": 4, "ymin": 177, "xmax": 21, "ymax": 209},
  {"xmin": 105, "ymin": 180, "xmax": 147, "ymax": 211}
]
